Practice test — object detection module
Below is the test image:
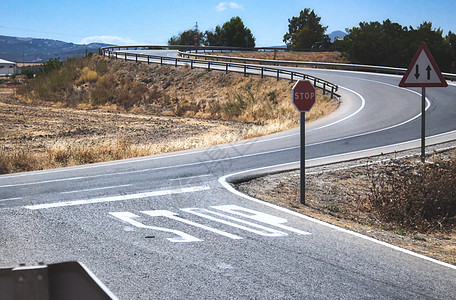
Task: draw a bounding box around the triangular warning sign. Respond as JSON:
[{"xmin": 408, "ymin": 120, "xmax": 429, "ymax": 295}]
[{"xmin": 399, "ymin": 42, "xmax": 447, "ymax": 87}]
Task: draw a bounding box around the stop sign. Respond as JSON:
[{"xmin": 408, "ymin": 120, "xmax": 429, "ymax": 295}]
[{"xmin": 292, "ymin": 80, "xmax": 315, "ymax": 112}]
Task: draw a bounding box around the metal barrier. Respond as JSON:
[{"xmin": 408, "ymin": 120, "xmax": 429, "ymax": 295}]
[
  {"xmin": 179, "ymin": 50, "xmax": 456, "ymax": 81},
  {"xmin": 0, "ymin": 261, "xmax": 118, "ymax": 300},
  {"xmin": 100, "ymin": 47, "xmax": 339, "ymax": 98},
  {"xmin": 100, "ymin": 45, "xmax": 456, "ymax": 81}
]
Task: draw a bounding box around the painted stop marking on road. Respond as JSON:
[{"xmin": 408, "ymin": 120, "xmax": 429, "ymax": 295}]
[{"xmin": 292, "ymin": 80, "xmax": 315, "ymax": 112}]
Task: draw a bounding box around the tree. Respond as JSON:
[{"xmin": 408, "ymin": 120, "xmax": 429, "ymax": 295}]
[
  {"xmin": 335, "ymin": 20, "xmax": 454, "ymax": 72},
  {"xmin": 283, "ymin": 9, "xmax": 328, "ymax": 49},
  {"xmin": 168, "ymin": 25, "xmax": 203, "ymax": 46},
  {"xmin": 335, "ymin": 19, "xmax": 407, "ymax": 66},
  {"xmin": 204, "ymin": 16, "xmax": 255, "ymax": 47},
  {"xmin": 446, "ymin": 31, "xmax": 456, "ymax": 72},
  {"xmin": 204, "ymin": 25, "xmax": 224, "ymax": 46}
]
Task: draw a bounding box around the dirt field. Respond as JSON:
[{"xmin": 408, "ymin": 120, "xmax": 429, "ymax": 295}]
[
  {"xmin": 1, "ymin": 56, "xmax": 338, "ymax": 173},
  {"xmin": 0, "ymin": 87, "xmax": 269, "ymax": 172}
]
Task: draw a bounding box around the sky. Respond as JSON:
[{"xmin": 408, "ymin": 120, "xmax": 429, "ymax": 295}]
[{"xmin": 1, "ymin": 0, "xmax": 455, "ymax": 47}]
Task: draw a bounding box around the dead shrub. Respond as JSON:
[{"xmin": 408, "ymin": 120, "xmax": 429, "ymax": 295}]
[
  {"xmin": 363, "ymin": 158, "xmax": 456, "ymax": 233},
  {"xmin": 89, "ymin": 74, "xmax": 117, "ymax": 106},
  {"xmin": 77, "ymin": 67, "xmax": 98, "ymax": 84},
  {"xmin": 0, "ymin": 147, "xmax": 40, "ymax": 174},
  {"xmin": 116, "ymin": 78, "xmax": 148, "ymax": 110}
]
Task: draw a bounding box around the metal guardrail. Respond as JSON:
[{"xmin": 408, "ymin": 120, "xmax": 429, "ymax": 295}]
[
  {"xmin": 0, "ymin": 261, "xmax": 117, "ymax": 300},
  {"xmin": 179, "ymin": 50, "xmax": 456, "ymax": 81},
  {"xmin": 100, "ymin": 45, "xmax": 456, "ymax": 81},
  {"xmin": 100, "ymin": 47, "xmax": 340, "ymax": 98},
  {"xmin": 99, "ymin": 45, "xmax": 307, "ymax": 53}
]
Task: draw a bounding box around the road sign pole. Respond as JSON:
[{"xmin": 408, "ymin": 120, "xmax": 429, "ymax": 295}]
[
  {"xmin": 398, "ymin": 42, "xmax": 447, "ymax": 161},
  {"xmin": 421, "ymin": 87, "xmax": 426, "ymax": 162},
  {"xmin": 300, "ymin": 112, "xmax": 305, "ymax": 205},
  {"xmin": 292, "ymin": 80, "xmax": 315, "ymax": 205}
]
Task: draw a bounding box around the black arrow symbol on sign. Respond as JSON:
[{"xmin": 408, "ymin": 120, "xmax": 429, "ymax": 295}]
[
  {"xmin": 426, "ymin": 65, "xmax": 432, "ymax": 80},
  {"xmin": 414, "ymin": 65, "xmax": 420, "ymax": 79}
]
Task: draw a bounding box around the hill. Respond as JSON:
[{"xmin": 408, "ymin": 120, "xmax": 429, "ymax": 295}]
[
  {"xmin": 0, "ymin": 35, "xmax": 112, "ymax": 62},
  {"xmin": 329, "ymin": 30, "xmax": 346, "ymax": 42}
]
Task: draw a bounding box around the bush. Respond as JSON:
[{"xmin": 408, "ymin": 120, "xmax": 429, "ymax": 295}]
[
  {"xmin": 21, "ymin": 69, "xmax": 35, "ymax": 79},
  {"xmin": 78, "ymin": 67, "xmax": 98, "ymax": 84},
  {"xmin": 221, "ymin": 93, "xmax": 250, "ymax": 118},
  {"xmin": 365, "ymin": 158, "xmax": 456, "ymax": 232}
]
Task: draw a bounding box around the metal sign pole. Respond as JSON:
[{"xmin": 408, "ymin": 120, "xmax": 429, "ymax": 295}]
[
  {"xmin": 421, "ymin": 87, "xmax": 426, "ymax": 162},
  {"xmin": 398, "ymin": 42, "xmax": 447, "ymax": 161},
  {"xmin": 300, "ymin": 112, "xmax": 306, "ymax": 205}
]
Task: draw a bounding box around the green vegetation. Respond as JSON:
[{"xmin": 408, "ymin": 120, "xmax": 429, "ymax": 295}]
[
  {"xmin": 335, "ymin": 20, "xmax": 456, "ymax": 72},
  {"xmin": 283, "ymin": 8, "xmax": 328, "ymax": 50},
  {"xmin": 169, "ymin": 17, "xmax": 255, "ymax": 47},
  {"xmin": 204, "ymin": 16, "xmax": 255, "ymax": 47},
  {"xmin": 168, "ymin": 27, "xmax": 204, "ymax": 46},
  {"xmin": 168, "ymin": 10, "xmax": 456, "ymax": 72}
]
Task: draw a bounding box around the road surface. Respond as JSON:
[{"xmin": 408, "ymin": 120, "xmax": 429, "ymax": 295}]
[{"xmin": 1, "ymin": 50, "xmax": 455, "ymax": 299}]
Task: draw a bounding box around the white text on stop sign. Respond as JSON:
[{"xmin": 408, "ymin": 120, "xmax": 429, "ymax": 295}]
[{"xmin": 294, "ymin": 92, "xmax": 315, "ymax": 100}]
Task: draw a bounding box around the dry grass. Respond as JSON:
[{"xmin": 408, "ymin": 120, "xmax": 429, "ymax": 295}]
[
  {"xmin": 1, "ymin": 55, "xmax": 338, "ymax": 174},
  {"xmin": 362, "ymin": 157, "xmax": 456, "ymax": 233},
  {"xmin": 16, "ymin": 55, "xmax": 337, "ymax": 124},
  {"xmin": 0, "ymin": 116, "xmax": 296, "ymax": 174}
]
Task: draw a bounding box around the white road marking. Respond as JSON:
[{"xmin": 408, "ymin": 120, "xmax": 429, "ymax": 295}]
[
  {"xmin": 0, "ymin": 174, "xmax": 106, "ymax": 188},
  {"xmin": 0, "ymin": 197, "xmax": 21, "ymax": 202},
  {"xmin": 169, "ymin": 174, "xmax": 212, "ymax": 182},
  {"xmin": 24, "ymin": 186, "xmax": 210, "ymax": 210},
  {"xmin": 110, "ymin": 211, "xmax": 201, "ymax": 243},
  {"xmin": 60, "ymin": 184, "xmax": 132, "ymax": 194},
  {"xmin": 307, "ymin": 85, "xmax": 365, "ymax": 132},
  {"xmin": 141, "ymin": 210, "xmax": 243, "ymax": 240},
  {"xmin": 111, "ymin": 205, "xmax": 309, "ymax": 242},
  {"xmin": 181, "ymin": 208, "xmax": 288, "ymax": 237},
  {"xmin": 213, "ymin": 205, "xmax": 311, "ymax": 236}
]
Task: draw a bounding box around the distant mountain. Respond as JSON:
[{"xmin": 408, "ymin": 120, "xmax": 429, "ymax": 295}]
[
  {"xmin": 329, "ymin": 30, "xmax": 347, "ymax": 42},
  {"xmin": 0, "ymin": 35, "xmax": 112, "ymax": 62}
]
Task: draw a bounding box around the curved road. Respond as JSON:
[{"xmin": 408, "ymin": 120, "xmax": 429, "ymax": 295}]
[{"xmin": 0, "ymin": 50, "xmax": 455, "ymax": 299}]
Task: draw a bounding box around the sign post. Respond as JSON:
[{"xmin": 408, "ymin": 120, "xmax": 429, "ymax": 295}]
[
  {"xmin": 399, "ymin": 42, "xmax": 447, "ymax": 161},
  {"xmin": 292, "ymin": 80, "xmax": 316, "ymax": 204}
]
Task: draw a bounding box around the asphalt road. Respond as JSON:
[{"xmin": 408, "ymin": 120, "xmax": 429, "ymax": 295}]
[{"xmin": 1, "ymin": 50, "xmax": 455, "ymax": 299}]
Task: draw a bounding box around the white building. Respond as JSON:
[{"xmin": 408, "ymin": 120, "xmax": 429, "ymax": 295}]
[{"xmin": 0, "ymin": 59, "xmax": 17, "ymax": 76}]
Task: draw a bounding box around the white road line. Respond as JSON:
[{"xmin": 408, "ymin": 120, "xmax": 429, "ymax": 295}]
[
  {"xmin": 181, "ymin": 208, "xmax": 288, "ymax": 237},
  {"xmin": 24, "ymin": 186, "xmax": 210, "ymax": 210},
  {"xmin": 141, "ymin": 210, "xmax": 243, "ymax": 240},
  {"xmin": 60, "ymin": 184, "xmax": 132, "ymax": 194},
  {"xmin": 0, "ymin": 119, "xmax": 443, "ymax": 190},
  {"xmin": 169, "ymin": 174, "xmax": 212, "ymax": 182},
  {"xmin": 110, "ymin": 211, "xmax": 202, "ymax": 243},
  {"xmin": 0, "ymin": 175, "xmax": 105, "ymax": 188},
  {"xmin": 0, "ymin": 197, "xmax": 21, "ymax": 202},
  {"xmin": 307, "ymin": 85, "xmax": 365, "ymax": 132}
]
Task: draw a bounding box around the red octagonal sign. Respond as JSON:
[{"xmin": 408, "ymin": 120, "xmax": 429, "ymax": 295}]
[{"xmin": 292, "ymin": 80, "xmax": 315, "ymax": 112}]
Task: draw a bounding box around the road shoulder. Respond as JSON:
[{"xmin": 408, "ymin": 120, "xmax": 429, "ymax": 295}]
[{"xmin": 231, "ymin": 140, "xmax": 456, "ymax": 266}]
